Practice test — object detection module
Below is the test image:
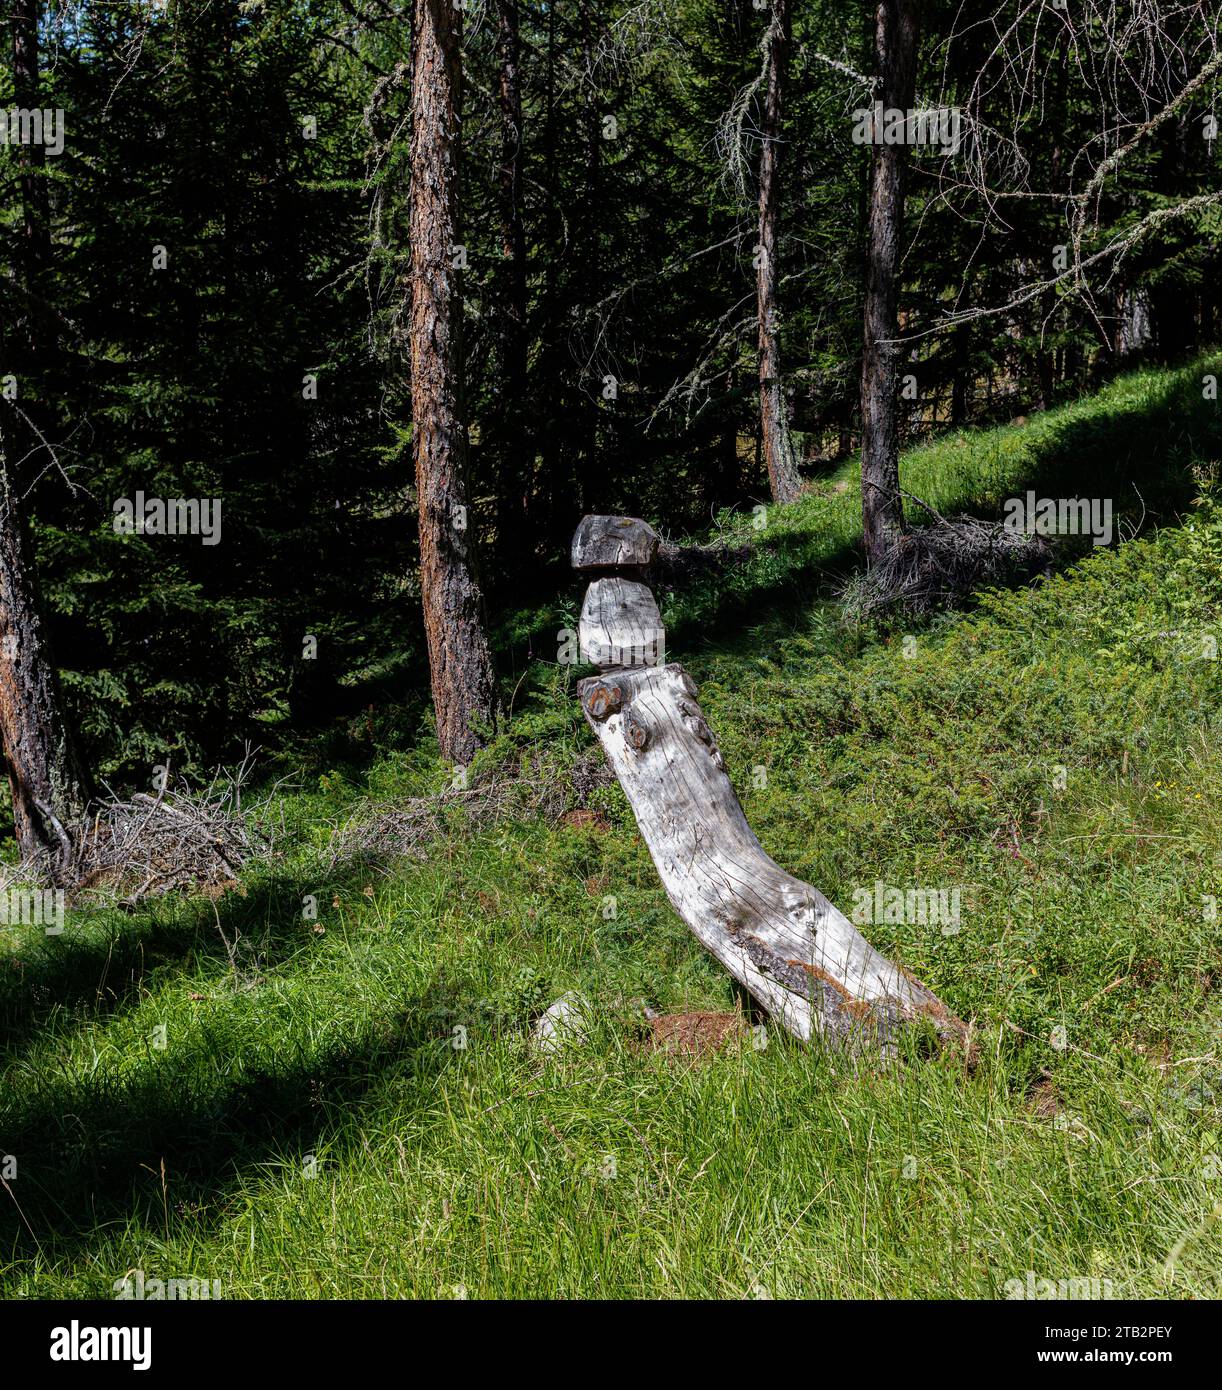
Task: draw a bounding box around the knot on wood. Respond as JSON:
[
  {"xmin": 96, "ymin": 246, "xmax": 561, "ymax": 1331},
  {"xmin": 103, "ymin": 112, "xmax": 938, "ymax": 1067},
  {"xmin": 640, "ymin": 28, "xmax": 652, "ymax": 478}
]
[
  {"xmin": 582, "ymin": 682, "xmax": 623, "ymax": 721},
  {"xmin": 622, "ymin": 710, "xmax": 650, "ymax": 751},
  {"xmin": 684, "ymin": 712, "xmax": 713, "ymax": 745},
  {"xmin": 677, "ymin": 696, "xmax": 720, "ymax": 762}
]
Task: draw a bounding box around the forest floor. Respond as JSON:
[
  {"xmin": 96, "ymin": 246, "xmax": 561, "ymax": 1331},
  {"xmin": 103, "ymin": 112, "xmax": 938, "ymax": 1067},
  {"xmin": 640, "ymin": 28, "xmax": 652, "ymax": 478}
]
[{"xmin": 3, "ymin": 357, "xmax": 1221, "ymax": 1298}]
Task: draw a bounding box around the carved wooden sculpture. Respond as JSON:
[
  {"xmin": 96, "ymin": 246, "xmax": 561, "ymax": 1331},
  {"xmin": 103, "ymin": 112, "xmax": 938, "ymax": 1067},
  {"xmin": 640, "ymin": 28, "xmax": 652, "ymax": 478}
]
[{"xmin": 573, "ymin": 514, "xmax": 965, "ymax": 1050}]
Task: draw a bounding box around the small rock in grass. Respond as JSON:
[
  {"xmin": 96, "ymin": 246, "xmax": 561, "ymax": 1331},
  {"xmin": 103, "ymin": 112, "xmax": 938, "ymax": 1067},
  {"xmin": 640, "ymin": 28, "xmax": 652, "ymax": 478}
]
[{"xmin": 531, "ymin": 992, "xmax": 590, "ymax": 1053}]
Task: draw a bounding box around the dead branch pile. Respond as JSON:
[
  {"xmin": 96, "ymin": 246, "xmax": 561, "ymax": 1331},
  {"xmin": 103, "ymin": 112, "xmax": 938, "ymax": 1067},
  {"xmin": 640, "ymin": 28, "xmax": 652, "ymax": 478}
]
[
  {"xmin": 326, "ymin": 747, "xmax": 614, "ymax": 870},
  {"xmin": 842, "ymin": 514, "xmax": 1052, "ymax": 619},
  {"xmin": 64, "ymin": 755, "xmax": 274, "ymax": 906}
]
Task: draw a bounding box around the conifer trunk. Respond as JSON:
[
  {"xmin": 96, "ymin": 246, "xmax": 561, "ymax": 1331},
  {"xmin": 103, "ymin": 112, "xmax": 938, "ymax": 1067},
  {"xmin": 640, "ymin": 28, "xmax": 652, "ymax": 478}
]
[
  {"xmin": 493, "ymin": 0, "xmax": 529, "ymax": 557},
  {"xmin": 1, "ymin": 0, "xmax": 90, "ymax": 872},
  {"xmin": 409, "ymin": 0, "xmax": 497, "ymax": 763},
  {"xmin": 860, "ymin": 0, "xmax": 920, "ymax": 567},
  {"xmin": 0, "ymin": 436, "xmax": 90, "ymax": 872},
  {"xmin": 757, "ymin": 0, "xmax": 802, "ymax": 505}
]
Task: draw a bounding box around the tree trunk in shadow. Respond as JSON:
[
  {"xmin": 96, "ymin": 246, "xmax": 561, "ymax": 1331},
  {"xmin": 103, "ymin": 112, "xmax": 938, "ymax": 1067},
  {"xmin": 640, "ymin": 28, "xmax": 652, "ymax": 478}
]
[
  {"xmin": 1, "ymin": 0, "xmax": 91, "ymax": 874},
  {"xmin": 860, "ymin": 0, "xmax": 920, "ymax": 568},
  {"xmin": 757, "ymin": 0, "xmax": 802, "ymax": 505},
  {"xmin": 410, "ymin": 0, "xmax": 497, "ymax": 763},
  {"xmin": 493, "ymin": 0, "xmax": 530, "ymax": 565}
]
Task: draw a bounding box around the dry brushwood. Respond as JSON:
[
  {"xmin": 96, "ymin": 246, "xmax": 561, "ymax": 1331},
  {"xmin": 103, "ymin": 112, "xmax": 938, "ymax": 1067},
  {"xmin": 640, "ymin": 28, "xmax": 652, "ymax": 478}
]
[
  {"xmin": 8, "ymin": 753, "xmax": 278, "ymax": 907},
  {"xmin": 842, "ymin": 512, "xmax": 1052, "ymax": 619},
  {"xmin": 325, "ymin": 749, "xmax": 613, "ymax": 870}
]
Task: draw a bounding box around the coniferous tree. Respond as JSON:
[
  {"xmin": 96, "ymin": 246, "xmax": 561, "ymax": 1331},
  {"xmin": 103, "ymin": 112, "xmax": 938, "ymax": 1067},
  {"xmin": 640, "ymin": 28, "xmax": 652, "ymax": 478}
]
[
  {"xmin": 409, "ymin": 0, "xmax": 497, "ymax": 763},
  {"xmin": 756, "ymin": 0, "xmax": 802, "ymax": 504},
  {"xmin": 860, "ymin": 0, "xmax": 919, "ymax": 568},
  {"xmin": 0, "ymin": 0, "xmax": 91, "ymax": 868}
]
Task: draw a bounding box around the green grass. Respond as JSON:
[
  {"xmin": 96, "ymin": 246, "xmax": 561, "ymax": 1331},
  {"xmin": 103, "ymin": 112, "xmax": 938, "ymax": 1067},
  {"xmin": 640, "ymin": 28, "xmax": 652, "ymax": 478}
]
[{"xmin": 2, "ymin": 358, "xmax": 1221, "ymax": 1298}]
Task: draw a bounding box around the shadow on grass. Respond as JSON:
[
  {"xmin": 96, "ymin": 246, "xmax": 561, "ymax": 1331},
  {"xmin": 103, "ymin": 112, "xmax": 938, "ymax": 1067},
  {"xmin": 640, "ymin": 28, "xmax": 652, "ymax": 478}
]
[
  {"xmin": 0, "ymin": 956, "xmax": 484, "ymax": 1277},
  {"xmin": 0, "ymin": 867, "xmax": 369, "ymax": 1061}
]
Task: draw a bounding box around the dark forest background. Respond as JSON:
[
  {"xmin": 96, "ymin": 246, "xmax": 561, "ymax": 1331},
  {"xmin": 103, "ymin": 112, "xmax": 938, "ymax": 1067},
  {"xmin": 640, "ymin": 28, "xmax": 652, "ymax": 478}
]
[{"xmin": 2, "ymin": 0, "xmax": 1218, "ymax": 783}]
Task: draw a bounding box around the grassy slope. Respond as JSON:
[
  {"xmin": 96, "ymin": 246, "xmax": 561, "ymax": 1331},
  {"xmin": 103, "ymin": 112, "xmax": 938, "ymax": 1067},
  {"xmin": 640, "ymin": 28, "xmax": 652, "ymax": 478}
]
[{"xmin": 2, "ymin": 359, "xmax": 1221, "ymax": 1299}]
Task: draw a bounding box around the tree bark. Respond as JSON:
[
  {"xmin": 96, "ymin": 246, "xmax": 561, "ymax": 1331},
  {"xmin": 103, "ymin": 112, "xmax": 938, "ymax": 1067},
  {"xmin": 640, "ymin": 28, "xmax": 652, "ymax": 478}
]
[
  {"xmin": 493, "ymin": 0, "xmax": 530, "ymax": 557},
  {"xmin": 410, "ymin": 0, "xmax": 497, "ymax": 763},
  {"xmin": 757, "ymin": 0, "xmax": 802, "ymax": 505},
  {"xmin": 1, "ymin": 0, "xmax": 91, "ymax": 873},
  {"xmin": 579, "ymin": 1, "xmax": 600, "ymax": 509},
  {"xmin": 0, "ymin": 427, "xmax": 90, "ymax": 875},
  {"xmin": 860, "ymin": 0, "xmax": 920, "ymax": 568}
]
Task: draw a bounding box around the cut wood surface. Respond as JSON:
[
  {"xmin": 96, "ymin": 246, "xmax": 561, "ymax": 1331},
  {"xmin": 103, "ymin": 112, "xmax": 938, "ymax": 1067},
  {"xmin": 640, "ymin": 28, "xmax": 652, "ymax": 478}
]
[
  {"xmin": 579, "ymin": 577, "xmax": 664, "ymax": 669},
  {"xmin": 571, "ymin": 514, "xmax": 659, "ymax": 571}
]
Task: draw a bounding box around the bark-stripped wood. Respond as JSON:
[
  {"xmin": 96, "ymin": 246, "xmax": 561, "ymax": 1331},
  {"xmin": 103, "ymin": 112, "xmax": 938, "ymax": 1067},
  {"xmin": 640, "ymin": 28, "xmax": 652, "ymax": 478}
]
[
  {"xmin": 571, "ymin": 514, "xmax": 659, "ymax": 572},
  {"xmin": 574, "ymin": 515, "xmax": 962, "ymax": 1050},
  {"xmin": 410, "ymin": 0, "xmax": 497, "ymax": 763},
  {"xmin": 579, "ymin": 578, "xmax": 663, "ymax": 669}
]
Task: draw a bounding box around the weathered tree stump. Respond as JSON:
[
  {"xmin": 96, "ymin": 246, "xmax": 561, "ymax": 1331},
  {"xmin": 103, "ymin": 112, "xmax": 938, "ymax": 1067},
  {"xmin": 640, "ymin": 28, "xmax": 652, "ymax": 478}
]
[{"xmin": 574, "ymin": 514, "xmax": 965, "ymax": 1051}]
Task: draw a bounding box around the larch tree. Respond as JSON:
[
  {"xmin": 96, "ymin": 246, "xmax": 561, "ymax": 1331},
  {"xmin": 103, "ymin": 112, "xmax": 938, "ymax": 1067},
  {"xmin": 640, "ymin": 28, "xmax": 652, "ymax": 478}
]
[
  {"xmin": 0, "ymin": 435, "xmax": 91, "ymax": 874},
  {"xmin": 756, "ymin": 0, "xmax": 802, "ymax": 505},
  {"xmin": 1, "ymin": 0, "xmax": 91, "ymax": 872},
  {"xmin": 860, "ymin": 0, "xmax": 920, "ymax": 568},
  {"xmin": 409, "ymin": 0, "xmax": 498, "ymax": 763}
]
